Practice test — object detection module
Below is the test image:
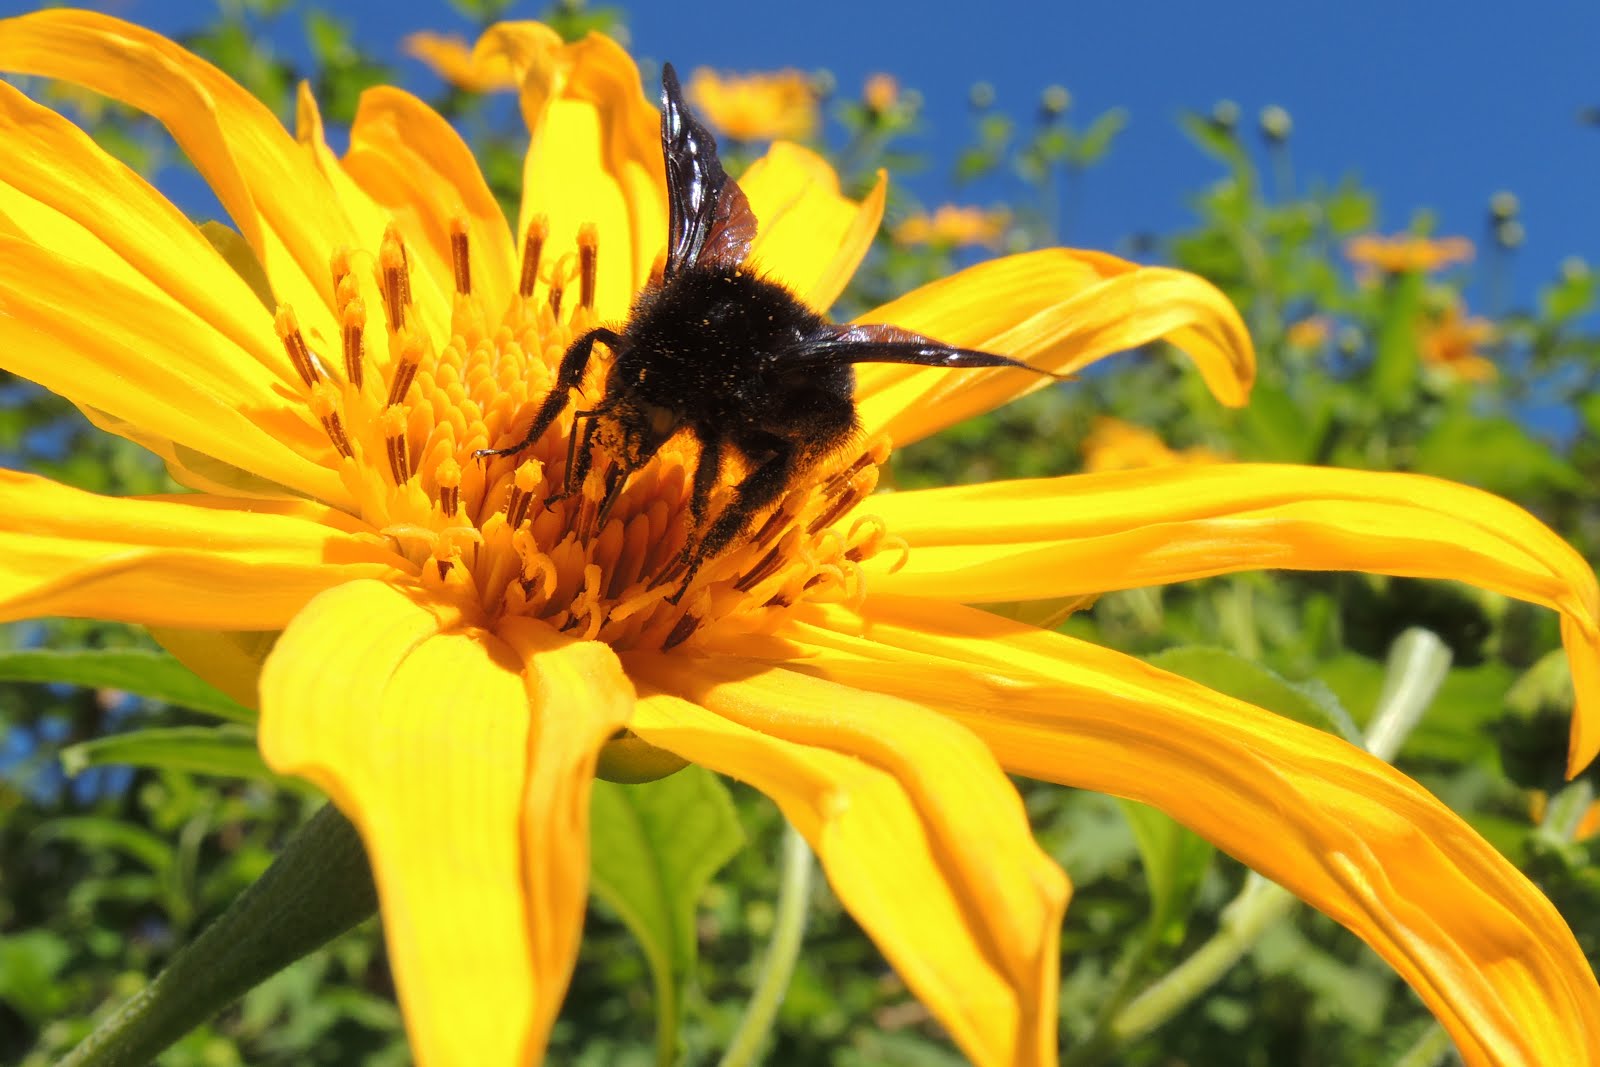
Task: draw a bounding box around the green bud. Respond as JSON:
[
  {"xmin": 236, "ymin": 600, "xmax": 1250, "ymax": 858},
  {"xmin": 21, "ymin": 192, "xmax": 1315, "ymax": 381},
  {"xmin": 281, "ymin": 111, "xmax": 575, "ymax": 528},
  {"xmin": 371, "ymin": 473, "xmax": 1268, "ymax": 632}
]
[{"xmin": 1259, "ymin": 104, "xmax": 1292, "ymax": 142}]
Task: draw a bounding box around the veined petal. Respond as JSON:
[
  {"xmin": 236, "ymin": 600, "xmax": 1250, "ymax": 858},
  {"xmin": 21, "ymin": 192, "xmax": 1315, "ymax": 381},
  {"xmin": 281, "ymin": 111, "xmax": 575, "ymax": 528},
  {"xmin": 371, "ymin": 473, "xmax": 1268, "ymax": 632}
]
[
  {"xmin": 498, "ymin": 617, "xmax": 634, "ymax": 1048},
  {"xmin": 342, "ymin": 86, "xmax": 518, "ymax": 317},
  {"xmin": 781, "ymin": 597, "xmax": 1600, "ymax": 1067},
  {"xmin": 853, "ymin": 249, "xmax": 1255, "ymax": 446},
  {"xmin": 862, "ymin": 464, "xmax": 1600, "ymax": 774},
  {"xmin": 0, "ymin": 79, "xmax": 297, "ymax": 389},
  {"xmin": 0, "ymin": 9, "xmax": 363, "ymax": 346},
  {"xmin": 511, "ymin": 32, "xmax": 665, "ymax": 319},
  {"xmin": 0, "ymin": 471, "xmax": 407, "ymax": 629},
  {"xmin": 740, "ymin": 144, "xmax": 886, "ymax": 312},
  {"xmin": 259, "ymin": 580, "xmax": 538, "ymax": 1067},
  {"xmin": 626, "ymin": 653, "xmax": 1067, "ymax": 1067},
  {"xmin": 0, "ymin": 235, "xmax": 347, "ymax": 505}
]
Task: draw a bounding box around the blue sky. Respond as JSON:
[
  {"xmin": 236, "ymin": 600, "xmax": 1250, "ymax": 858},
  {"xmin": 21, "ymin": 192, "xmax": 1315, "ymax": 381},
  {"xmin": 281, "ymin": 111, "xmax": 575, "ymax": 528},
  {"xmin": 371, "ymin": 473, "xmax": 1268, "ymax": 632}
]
[{"xmin": 9, "ymin": 1, "xmax": 1599, "ymax": 311}]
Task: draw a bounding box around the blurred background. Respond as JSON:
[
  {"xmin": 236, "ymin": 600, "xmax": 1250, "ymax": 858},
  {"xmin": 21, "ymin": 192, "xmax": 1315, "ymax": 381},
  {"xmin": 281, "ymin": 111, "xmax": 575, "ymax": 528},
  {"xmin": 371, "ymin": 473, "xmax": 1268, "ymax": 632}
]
[{"xmin": 2, "ymin": 2, "xmax": 1598, "ymax": 1065}]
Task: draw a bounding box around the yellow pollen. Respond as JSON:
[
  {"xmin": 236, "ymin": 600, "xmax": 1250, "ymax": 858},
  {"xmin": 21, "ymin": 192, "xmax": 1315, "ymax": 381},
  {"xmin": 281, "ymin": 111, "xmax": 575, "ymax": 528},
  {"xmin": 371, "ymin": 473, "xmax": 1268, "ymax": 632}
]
[
  {"xmin": 274, "ymin": 306, "xmax": 322, "ymax": 387},
  {"xmin": 341, "ymin": 299, "xmax": 366, "ymax": 389},
  {"xmin": 520, "ymin": 214, "xmax": 549, "ymax": 298},
  {"xmin": 386, "ymin": 331, "xmax": 422, "ymax": 406},
  {"xmin": 577, "ymin": 222, "xmax": 599, "ymax": 310},
  {"xmin": 436, "ymin": 456, "xmax": 462, "ymax": 518},
  {"xmin": 379, "ymin": 225, "xmax": 412, "ymax": 330},
  {"xmin": 450, "ymin": 217, "xmax": 471, "ymax": 296}
]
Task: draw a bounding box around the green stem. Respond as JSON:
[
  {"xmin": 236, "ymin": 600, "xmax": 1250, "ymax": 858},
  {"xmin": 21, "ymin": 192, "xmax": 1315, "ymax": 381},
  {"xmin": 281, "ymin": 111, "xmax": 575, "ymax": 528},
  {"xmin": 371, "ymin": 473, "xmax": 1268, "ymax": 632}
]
[
  {"xmin": 60, "ymin": 803, "xmax": 378, "ymax": 1067},
  {"xmin": 1089, "ymin": 628, "xmax": 1452, "ymax": 1056},
  {"xmin": 718, "ymin": 822, "xmax": 813, "ymax": 1067},
  {"xmin": 1393, "ymin": 1023, "xmax": 1455, "ymax": 1067}
]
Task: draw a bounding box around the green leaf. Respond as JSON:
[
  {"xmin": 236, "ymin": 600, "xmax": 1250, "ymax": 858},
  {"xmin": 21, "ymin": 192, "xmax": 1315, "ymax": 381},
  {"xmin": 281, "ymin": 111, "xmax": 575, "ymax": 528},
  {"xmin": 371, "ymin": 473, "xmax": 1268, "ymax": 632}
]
[
  {"xmin": 1369, "ymin": 270, "xmax": 1423, "ymax": 411},
  {"xmin": 588, "ymin": 766, "xmax": 745, "ymax": 1066},
  {"xmin": 1146, "ymin": 645, "xmax": 1361, "ymax": 744},
  {"xmin": 0, "ymin": 930, "xmax": 73, "ymax": 1021},
  {"xmin": 61, "ymin": 725, "xmax": 295, "ymax": 788},
  {"xmin": 0, "ymin": 647, "xmax": 254, "ymax": 723},
  {"xmin": 1414, "ymin": 413, "xmax": 1581, "ymax": 495},
  {"xmin": 1118, "ymin": 800, "xmax": 1215, "ymax": 944}
]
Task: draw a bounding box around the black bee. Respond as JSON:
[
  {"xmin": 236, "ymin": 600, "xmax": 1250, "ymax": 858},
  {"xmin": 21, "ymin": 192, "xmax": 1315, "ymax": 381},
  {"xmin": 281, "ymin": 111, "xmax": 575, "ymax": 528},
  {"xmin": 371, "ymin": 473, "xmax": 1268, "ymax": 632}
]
[{"xmin": 478, "ymin": 63, "xmax": 1061, "ymax": 601}]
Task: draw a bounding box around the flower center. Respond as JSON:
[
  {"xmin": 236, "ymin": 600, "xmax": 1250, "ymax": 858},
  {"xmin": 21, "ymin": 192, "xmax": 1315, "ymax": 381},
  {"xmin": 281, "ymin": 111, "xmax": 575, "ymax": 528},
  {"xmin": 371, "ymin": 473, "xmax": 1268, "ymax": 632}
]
[{"xmin": 277, "ymin": 220, "xmax": 906, "ymax": 651}]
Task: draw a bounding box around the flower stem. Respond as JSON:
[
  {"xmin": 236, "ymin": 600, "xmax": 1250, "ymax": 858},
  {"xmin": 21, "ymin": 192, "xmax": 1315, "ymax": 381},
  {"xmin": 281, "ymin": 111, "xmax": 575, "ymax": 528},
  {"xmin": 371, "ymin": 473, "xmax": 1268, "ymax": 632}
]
[
  {"xmin": 59, "ymin": 803, "xmax": 378, "ymax": 1067},
  {"xmin": 1083, "ymin": 628, "xmax": 1452, "ymax": 1059},
  {"xmin": 718, "ymin": 822, "xmax": 813, "ymax": 1067},
  {"xmin": 1393, "ymin": 1023, "xmax": 1455, "ymax": 1067}
]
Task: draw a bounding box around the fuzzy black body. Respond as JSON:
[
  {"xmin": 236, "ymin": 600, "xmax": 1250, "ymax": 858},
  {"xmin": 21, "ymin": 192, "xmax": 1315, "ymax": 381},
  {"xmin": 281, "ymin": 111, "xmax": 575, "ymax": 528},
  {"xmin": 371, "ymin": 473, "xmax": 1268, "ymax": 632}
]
[{"xmin": 475, "ymin": 62, "xmax": 1060, "ymax": 601}]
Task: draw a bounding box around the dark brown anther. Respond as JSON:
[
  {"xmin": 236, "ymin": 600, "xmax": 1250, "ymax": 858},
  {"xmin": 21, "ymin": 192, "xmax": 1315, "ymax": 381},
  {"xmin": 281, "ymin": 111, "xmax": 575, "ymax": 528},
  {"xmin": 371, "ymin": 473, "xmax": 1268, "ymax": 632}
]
[
  {"xmin": 274, "ymin": 307, "xmax": 321, "ymax": 387},
  {"xmin": 733, "ymin": 544, "xmax": 786, "ymax": 592},
  {"xmin": 577, "ymin": 222, "xmax": 599, "ymax": 310},
  {"xmin": 341, "ymin": 310, "xmax": 365, "ymax": 389},
  {"xmin": 662, "ymin": 612, "xmax": 699, "ymax": 651},
  {"xmin": 519, "ymin": 215, "xmax": 549, "ymax": 298},
  {"xmin": 807, "ymin": 488, "xmax": 861, "ymax": 535},
  {"xmin": 387, "ymin": 430, "xmax": 411, "ymax": 485},
  {"xmin": 450, "ymin": 218, "xmax": 471, "ymax": 295},
  {"xmin": 436, "ymin": 559, "xmax": 454, "ymax": 580},
  {"xmin": 439, "ymin": 483, "xmax": 459, "ymax": 518}
]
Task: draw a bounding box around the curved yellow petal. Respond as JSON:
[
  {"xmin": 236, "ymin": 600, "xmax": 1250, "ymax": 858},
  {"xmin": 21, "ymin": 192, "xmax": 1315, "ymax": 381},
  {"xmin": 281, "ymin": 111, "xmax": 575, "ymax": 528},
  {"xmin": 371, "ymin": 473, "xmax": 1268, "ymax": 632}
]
[
  {"xmin": 853, "ymin": 249, "xmax": 1255, "ymax": 447},
  {"xmin": 0, "ymin": 9, "xmax": 360, "ymax": 347},
  {"xmin": 151, "ymin": 628, "xmax": 277, "ymax": 712},
  {"xmin": 626, "ymin": 652, "xmax": 1067, "ymax": 1067},
  {"xmin": 0, "ymin": 235, "xmax": 347, "ymax": 506},
  {"xmin": 782, "ymin": 597, "xmax": 1600, "ymax": 1067},
  {"xmin": 0, "ymin": 472, "xmax": 406, "ymax": 629},
  {"xmin": 0, "ymin": 79, "xmax": 297, "ymax": 389},
  {"xmin": 510, "ymin": 32, "xmax": 665, "ymax": 319},
  {"xmin": 260, "ymin": 581, "xmax": 535, "ymax": 1067},
  {"xmin": 740, "ymin": 144, "xmax": 886, "ymax": 311},
  {"xmin": 863, "ymin": 464, "xmax": 1600, "ymax": 774},
  {"xmin": 340, "ymin": 85, "xmax": 515, "ymax": 316}
]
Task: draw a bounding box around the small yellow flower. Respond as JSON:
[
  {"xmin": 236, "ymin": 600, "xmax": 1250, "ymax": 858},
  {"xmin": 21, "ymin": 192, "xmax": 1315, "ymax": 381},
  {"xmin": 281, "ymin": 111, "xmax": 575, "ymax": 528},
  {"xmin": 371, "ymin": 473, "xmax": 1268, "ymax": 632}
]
[
  {"xmin": 0, "ymin": 12, "xmax": 1597, "ymax": 1067},
  {"xmin": 863, "ymin": 72, "xmax": 900, "ymax": 115},
  {"xmin": 1080, "ymin": 416, "xmax": 1225, "ymax": 472},
  {"xmin": 1284, "ymin": 315, "xmax": 1331, "ymax": 350},
  {"xmin": 403, "ymin": 30, "xmax": 518, "ymax": 93},
  {"xmin": 1345, "ymin": 232, "xmax": 1474, "ymax": 276},
  {"xmin": 892, "ymin": 204, "xmax": 1011, "ymax": 249},
  {"xmin": 686, "ymin": 66, "xmax": 817, "ymax": 142},
  {"xmin": 1421, "ymin": 300, "xmax": 1498, "ymax": 382}
]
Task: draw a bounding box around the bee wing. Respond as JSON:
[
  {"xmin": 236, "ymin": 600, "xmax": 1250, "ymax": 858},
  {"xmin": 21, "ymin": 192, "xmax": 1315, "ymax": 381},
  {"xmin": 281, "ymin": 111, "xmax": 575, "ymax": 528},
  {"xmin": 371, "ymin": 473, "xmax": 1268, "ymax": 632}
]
[
  {"xmin": 783, "ymin": 323, "xmax": 1069, "ymax": 377},
  {"xmin": 661, "ymin": 63, "xmax": 759, "ymax": 276}
]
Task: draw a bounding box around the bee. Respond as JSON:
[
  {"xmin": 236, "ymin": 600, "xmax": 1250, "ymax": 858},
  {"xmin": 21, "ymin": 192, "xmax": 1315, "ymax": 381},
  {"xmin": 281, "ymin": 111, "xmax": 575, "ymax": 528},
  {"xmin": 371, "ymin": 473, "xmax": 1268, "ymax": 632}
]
[{"xmin": 478, "ymin": 63, "xmax": 1061, "ymax": 601}]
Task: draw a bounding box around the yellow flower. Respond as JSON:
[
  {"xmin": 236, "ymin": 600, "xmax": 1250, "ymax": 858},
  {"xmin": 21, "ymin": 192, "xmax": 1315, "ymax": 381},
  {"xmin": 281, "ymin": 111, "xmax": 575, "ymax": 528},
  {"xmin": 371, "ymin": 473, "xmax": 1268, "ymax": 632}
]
[
  {"xmin": 0, "ymin": 11, "xmax": 1597, "ymax": 1067},
  {"xmin": 1284, "ymin": 315, "xmax": 1331, "ymax": 350},
  {"xmin": 893, "ymin": 203, "xmax": 1011, "ymax": 249},
  {"xmin": 402, "ymin": 30, "xmax": 518, "ymax": 93},
  {"xmin": 686, "ymin": 66, "xmax": 818, "ymax": 142},
  {"xmin": 863, "ymin": 72, "xmax": 900, "ymax": 115},
  {"xmin": 1345, "ymin": 232, "xmax": 1474, "ymax": 276},
  {"xmin": 1421, "ymin": 300, "xmax": 1498, "ymax": 383},
  {"xmin": 1080, "ymin": 416, "xmax": 1226, "ymax": 472}
]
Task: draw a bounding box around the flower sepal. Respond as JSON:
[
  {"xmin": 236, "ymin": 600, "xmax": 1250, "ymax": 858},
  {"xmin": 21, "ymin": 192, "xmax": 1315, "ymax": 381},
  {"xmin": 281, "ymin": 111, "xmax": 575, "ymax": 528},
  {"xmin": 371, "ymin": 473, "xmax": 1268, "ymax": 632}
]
[{"xmin": 596, "ymin": 729, "xmax": 691, "ymax": 784}]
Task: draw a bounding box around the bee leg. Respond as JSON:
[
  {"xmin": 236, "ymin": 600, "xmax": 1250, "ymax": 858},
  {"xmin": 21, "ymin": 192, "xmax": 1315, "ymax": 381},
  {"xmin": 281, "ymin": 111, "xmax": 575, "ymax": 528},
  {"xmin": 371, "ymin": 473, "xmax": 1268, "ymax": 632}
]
[
  {"xmin": 667, "ymin": 436, "xmax": 797, "ymax": 605},
  {"xmin": 546, "ymin": 408, "xmax": 602, "ymax": 509},
  {"xmin": 473, "ymin": 327, "xmax": 622, "ymax": 462},
  {"xmin": 687, "ymin": 434, "xmax": 724, "ymax": 530}
]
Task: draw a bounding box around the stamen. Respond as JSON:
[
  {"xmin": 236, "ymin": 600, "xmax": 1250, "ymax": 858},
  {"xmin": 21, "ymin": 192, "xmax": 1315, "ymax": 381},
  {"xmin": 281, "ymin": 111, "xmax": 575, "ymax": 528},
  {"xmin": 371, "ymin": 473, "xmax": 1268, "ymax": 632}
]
[
  {"xmin": 450, "ymin": 217, "xmax": 471, "ymax": 296},
  {"xmin": 519, "ymin": 214, "xmax": 549, "ymax": 298},
  {"xmin": 382, "ymin": 406, "xmax": 411, "ymax": 484},
  {"xmin": 436, "ymin": 457, "xmax": 461, "ymax": 518},
  {"xmin": 273, "ymin": 306, "xmax": 322, "ymax": 387},
  {"xmin": 577, "ymin": 222, "xmax": 599, "ymax": 310},
  {"xmin": 387, "ymin": 332, "xmax": 422, "ymax": 406},
  {"xmin": 310, "ymin": 384, "xmax": 353, "ymax": 458},
  {"xmin": 379, "ymin": 226, "xmax": 411, "ymax": 330},
  {"xmin": 506, "ymin": 461, "xmax": 541, "ymax": 528},
  {"xmin": 341, "ymin": 298, "xmax": 366, "ymax": 389},
  {"xmin": 547, "ymin": 253, "xmax": 576, "ymax": 318},
  {"xmin": 663, "ymin": 612, "xmax": 699, "ymax": 651},
  {"xmin": 330, "ymin": 247, "xmax": 352, "ymax": 293}
]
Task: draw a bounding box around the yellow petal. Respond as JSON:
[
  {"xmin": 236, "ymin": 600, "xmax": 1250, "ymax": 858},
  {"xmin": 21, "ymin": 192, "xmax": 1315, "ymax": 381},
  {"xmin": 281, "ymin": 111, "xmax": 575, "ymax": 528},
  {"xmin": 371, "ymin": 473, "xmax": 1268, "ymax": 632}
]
[
  {"xmin": 0, "ymin": 9, "xmax": 362, "ymax": 347},
  {"xmin": 150, "ymin": 628, "xmax": 277, "ymax": 712},
  {"xmin": 511, "ymin": 32, "xmax": 665, "ymax": 319},
  {"xmin": 626, "ymin": 652, "xmax": 1067, "ymax": 1067},
  {"xmin": 342, "ymin": 86, "xmax": 517, "ymax": 316},
  {"xmin": 0, "ymin": 472, "xmax": 406, "ymax": 629},
  {"xmin": 863, "ymin": 464, "xmax": 1600, "ymax": 774},
  {"xmin": 740, "ymin": 144, "xmax": 886, "ymax": 311},
  {"xmin": 783, "ymin": 596, "xmax": 1600, "ymax": 1067},
  {"xmin": 0, "ymin": 79, "xmax": 298, "ymax": 389},
  {"xmin": 853, "ymin": 249, "xmax": 1254, "ymax": 447},
  {"xmin": 0, "ymin": 235, "xmax": 347, "ymax": 506},
  {"xmin": 260, "ymin": 581, "xmax": 536, "ymax": 1067}
]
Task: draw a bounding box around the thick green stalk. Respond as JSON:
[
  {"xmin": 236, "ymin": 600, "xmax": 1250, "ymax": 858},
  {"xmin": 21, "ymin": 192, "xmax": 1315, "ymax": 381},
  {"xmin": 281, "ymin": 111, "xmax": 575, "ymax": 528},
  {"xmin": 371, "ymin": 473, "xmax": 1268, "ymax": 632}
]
[{"xmin": 718, "ymin": 823, "xmax": 814, "ymax": 1067}]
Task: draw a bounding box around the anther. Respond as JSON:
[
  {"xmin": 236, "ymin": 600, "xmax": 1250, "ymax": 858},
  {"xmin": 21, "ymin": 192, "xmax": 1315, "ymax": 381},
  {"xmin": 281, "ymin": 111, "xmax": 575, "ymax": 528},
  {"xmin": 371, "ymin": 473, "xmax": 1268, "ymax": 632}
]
[
  {"xmin": 274, "ymin": 306, "xmax": 322, "ymax": 387},
  {"xmin": 807, "ymin": 486, "xmax": 861, "ymax": 535},
  {"xmin": 310, "ymin": 384, "xmax": 353, "ymax": 458},
  {"xmin": 577, "ymin": 222, "xmax": 599, "ymax": 310},
  {"xmin": 519, "ymin": 214, "xmax": 549, "ymax": 298},
  {"xmin": 330, "ymin": 247, "xmax": 352, "ymax": 294},
  {"xmin": 449, "ymin": 217, "xmax": 471, "ymax": 296},
  {"xmin": 436, "ymin": 457, "xmax": 461, "ymax": 518},
  {"xmin": 506, "ymin": 461, "xmax": 540, "ymax": 528},
  {"xmin": 341, "ymin": 298, "xmax": 366, "ymax": 389},
  {"xmin": 379, "ymin": 226, "xmax": 411, "ymax": 330},
  {"xmin": 387, "ymin": 333, "xmax": 422, "ymax": 406},
  {"xmin": 663, "ymin": 612, "xmax": 700, "ymax": 651},
  {"xmin": 734, "ymin": 543, "xmax": 787, "ymax": 592},
  {"xmin": 547, "ymin": 253, "xmax": 576, "ymax": 318},
  {"xmin": 382, "ymin": 406, "xmax": 411, "ymax": 484}
]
